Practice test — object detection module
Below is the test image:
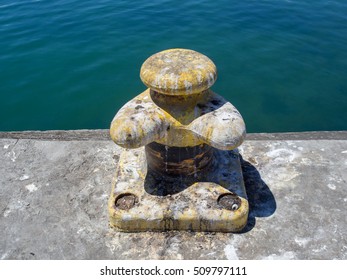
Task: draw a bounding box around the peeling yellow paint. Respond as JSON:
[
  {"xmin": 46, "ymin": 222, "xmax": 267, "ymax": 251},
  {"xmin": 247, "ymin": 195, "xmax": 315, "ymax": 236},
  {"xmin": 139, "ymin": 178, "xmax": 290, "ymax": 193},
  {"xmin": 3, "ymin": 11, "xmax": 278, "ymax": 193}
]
[
  {"xmin": 108, "ymin": 49, "xmax": 248, "ymax": 232},
  {"xmin": 140, "ymin": 49, "xmax": 217, "ymax": 95}
]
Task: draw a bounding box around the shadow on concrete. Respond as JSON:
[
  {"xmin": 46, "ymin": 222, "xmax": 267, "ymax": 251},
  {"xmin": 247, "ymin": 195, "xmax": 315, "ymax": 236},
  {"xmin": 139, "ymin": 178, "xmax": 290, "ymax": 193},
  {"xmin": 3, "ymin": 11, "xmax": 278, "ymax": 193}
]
[{"xmin": 238, "ymin": 156, "xmax": 277, "ymax": 233}]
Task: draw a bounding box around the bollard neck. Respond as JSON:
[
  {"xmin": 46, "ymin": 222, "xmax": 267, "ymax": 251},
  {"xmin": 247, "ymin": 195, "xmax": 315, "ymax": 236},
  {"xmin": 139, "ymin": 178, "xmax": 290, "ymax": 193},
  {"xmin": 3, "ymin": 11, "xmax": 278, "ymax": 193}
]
[
  {"xmin": 150, "ymin": 89, "xmax": 210, "ymax": 125},
  {"xmin": 145, "ymin": 142, "xmax": 213, "ymax": 177}
]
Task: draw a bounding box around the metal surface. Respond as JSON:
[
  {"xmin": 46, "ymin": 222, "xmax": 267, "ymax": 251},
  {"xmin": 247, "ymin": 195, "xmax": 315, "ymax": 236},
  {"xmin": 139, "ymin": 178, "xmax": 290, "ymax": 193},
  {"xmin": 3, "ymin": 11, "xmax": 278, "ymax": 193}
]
[{"xmin": 109, "ymin": 49, "xmax": 248, "ymax": 232}]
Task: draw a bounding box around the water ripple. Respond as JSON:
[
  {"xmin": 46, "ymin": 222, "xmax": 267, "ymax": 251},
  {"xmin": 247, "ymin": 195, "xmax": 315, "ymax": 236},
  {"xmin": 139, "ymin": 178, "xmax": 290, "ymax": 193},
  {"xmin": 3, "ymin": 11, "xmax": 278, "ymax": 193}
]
[{"xmin": 0, "ymin": 0, "xmax": 347, "ymax": 131}]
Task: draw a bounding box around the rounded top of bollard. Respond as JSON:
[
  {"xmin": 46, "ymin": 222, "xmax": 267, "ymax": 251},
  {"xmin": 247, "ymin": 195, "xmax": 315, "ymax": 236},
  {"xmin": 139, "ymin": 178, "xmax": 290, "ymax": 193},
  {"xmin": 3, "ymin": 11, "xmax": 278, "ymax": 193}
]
[{"xmin": 140, "ymin": 49, "xmax": 217, "ymax": 95}]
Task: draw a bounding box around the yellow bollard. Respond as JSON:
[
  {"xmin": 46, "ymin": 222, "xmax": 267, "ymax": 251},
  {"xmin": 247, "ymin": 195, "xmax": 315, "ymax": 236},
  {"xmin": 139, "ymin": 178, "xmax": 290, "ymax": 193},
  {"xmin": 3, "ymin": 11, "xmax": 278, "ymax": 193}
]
[{"xmin": 109, "ymin": 49, "xmax": 248, "ymax": 232}]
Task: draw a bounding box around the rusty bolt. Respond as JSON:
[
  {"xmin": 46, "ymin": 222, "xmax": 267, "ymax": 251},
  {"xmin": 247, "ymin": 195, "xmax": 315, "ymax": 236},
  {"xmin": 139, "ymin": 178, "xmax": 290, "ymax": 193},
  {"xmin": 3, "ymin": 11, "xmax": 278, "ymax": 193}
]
[
  {"xmin": 115, "ymin": 193, "xmax": 138, "ymax": 210},
  {"xmin": 218, "ymin": 193, "xmax": 241, "ymax": 211}
]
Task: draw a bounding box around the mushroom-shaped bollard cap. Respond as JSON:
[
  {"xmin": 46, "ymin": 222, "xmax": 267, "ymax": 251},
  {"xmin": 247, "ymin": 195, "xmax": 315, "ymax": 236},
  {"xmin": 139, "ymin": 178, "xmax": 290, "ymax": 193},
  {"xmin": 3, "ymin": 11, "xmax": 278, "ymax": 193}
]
[{"xmin": 140, "ymin": 49, "xmax": 217, "ymax": 95}]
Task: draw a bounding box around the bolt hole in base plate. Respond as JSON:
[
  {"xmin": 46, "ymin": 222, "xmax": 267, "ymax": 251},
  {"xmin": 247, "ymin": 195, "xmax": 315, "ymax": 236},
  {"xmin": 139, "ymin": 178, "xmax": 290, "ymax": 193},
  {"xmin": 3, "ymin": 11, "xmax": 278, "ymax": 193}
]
[
  {"xmin": 218, "ymin": 193, "xmax": 241, "ymax": 211},
  {"xmin": 109, "ymin": 147, "xmax": 249, "ymax": 232},
  {"xmin": 115, "ymin": 193, "xmax": 138, "ymax": 210}
]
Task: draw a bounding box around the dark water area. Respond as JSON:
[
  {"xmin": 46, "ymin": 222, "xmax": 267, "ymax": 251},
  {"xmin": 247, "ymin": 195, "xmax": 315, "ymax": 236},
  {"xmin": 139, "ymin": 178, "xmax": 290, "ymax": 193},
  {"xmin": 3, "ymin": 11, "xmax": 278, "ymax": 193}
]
[{"xmin": 1, "ymin": 0, "xmax": 347, "ymax": 133}]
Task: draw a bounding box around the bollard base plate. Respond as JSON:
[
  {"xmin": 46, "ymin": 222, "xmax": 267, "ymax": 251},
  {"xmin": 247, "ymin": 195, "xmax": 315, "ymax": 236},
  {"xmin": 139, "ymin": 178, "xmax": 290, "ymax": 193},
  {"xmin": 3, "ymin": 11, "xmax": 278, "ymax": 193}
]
[{"xmin": 108, "ymin": 147, "xmax": 248, "ymax": 232}]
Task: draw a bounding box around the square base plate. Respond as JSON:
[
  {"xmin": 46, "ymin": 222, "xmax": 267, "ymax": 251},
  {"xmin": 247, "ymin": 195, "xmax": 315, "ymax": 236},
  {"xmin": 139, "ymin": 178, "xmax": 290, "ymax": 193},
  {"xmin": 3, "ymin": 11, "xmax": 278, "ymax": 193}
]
[{"xmin": 108, "ymin": 147, "xmax": 248, "ymax": 232}]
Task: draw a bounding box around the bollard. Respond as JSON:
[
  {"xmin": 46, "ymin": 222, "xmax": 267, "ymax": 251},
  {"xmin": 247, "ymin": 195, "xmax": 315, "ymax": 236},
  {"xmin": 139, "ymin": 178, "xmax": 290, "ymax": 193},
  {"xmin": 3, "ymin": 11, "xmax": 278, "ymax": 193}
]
[{"xmin": 109, "ymin": 49, "xmax": 248, "ymax": 232}]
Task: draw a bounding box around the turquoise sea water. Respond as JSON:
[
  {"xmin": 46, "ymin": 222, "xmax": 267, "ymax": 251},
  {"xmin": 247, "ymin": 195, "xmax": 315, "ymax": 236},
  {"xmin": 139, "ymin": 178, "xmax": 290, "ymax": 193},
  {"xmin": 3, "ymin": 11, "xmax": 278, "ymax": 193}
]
[{"xmin": 0, "ymin": 0, "xmax": 347, "ymax": 132}]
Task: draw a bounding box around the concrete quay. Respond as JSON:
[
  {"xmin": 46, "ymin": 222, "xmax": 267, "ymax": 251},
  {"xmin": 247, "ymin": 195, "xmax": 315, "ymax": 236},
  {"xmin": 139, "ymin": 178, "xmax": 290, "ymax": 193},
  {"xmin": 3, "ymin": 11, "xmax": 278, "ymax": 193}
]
[{"xmin": 0, "ymin": 130, "xmax": 346, "ymax": 259}]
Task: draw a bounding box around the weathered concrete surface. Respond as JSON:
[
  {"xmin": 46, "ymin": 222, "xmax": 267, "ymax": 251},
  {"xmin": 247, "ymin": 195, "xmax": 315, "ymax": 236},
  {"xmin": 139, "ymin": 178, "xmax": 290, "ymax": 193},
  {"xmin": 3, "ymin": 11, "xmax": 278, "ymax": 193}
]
[{"xmin": 0, "ymin": 130, "xmax": 346, "ymax": 260}]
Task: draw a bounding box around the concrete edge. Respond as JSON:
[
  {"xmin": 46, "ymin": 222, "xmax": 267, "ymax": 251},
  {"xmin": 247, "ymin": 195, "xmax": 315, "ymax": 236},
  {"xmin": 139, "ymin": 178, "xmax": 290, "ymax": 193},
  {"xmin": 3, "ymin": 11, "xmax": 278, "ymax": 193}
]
[
  {"xmin": 246, "ymin": 130, "xmax": 347, "ymax": 140},
  {"xmin": 0, "ymin": 129, "xmax": 110, "ymax": 141},
  {"xmin": 0, "ymin": 129, "xmax": 346, "ymax": 141}
]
